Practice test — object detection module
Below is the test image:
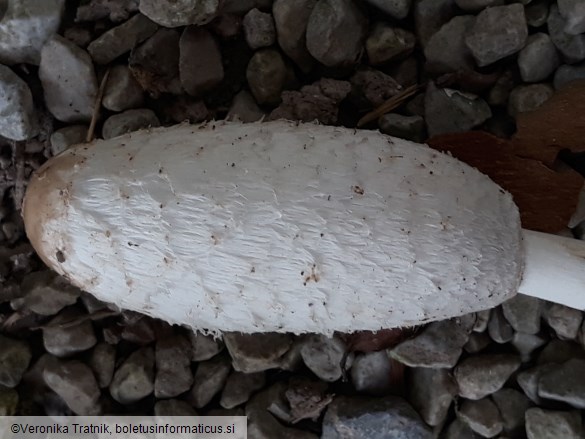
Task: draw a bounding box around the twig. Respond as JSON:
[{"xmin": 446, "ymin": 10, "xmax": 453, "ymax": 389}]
[
  {"xmin": 86, "ymin": 68, "xmax": 111, "ymax": 143},
  {"xmin": 357, "ymin": 83, "xmax": 421, "ymax": 128}
]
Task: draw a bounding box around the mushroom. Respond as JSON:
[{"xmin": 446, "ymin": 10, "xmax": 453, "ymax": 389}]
[{"xmin": 22, "ymin": 120, "xmax": 585, "ymax": 334}]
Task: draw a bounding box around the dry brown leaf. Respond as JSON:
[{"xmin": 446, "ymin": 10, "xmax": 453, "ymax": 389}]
[{"xmin": 427, "ymin": 80, "xmax": 585, "ymax": 233}]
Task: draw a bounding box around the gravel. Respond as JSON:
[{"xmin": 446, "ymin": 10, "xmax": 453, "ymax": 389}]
[
  {"xmin": 0, "ymin": 0, "xmax": 65, "ymax": 65},
  {"xmin": 179, "ymin": 26, "xmax": 224, "ymax": 97},
  {"xmin": 139, "ymin": 0, "xmax": 219, "ymax": 28},
  {"xmin": 465, "ymin": 4, "xmax": 528, "ymax": 67},
  {"xmin": 42, "ymin": 359, "xmax": 101, "ymax": 415},
  {"xmin": 322, "ymin": 395, "xmax": 432, "ymax": 439},
  {"xmin": 525, "ymin": 408, "xmax": 584, "ymax": 439},
  {"xmin": 242, "ymin": 8, "xmax": 275, "ymax": 49},
  {"xmin": 102, "ymin": 64, "xmax": 144, "ymax": 111},
  {"xmin": 39, "ymin": 35, "xmax": 98, "ymax": 123},
  {"xmin": 87, "ymin": 13, "xmax": 158, "ymax": 65},
  {"xmin": 408, "ymin": 367, "xmax": 457, "ymax": 426},
  {"xmin": 0, "ymin": 65, "xmax": 38, "ymax": 141},
  {"xmin": 101, "ymin": 108, "xmax": 160, "ymax": 139},
  {"xmin": 2, "ymin": 1, "xmax": 585, "ymax": 435},
  {"xmin": 454, "ymin": 353, "xmax": 521, "ymax": 400},
  {"xmin": 305, "ymin": 0, "xmax": 367, "ymax": 67}
]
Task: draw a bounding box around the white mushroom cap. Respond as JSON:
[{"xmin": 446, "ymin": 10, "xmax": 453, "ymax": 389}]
[{"xmin": 23, "ymin": 121, "xmax": 523, "ymax": 334}]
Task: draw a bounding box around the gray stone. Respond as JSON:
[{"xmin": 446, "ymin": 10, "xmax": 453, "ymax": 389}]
[
  {"xmin": 246, "ymin": 381, "xmax": 288, "ymax": 415},
  {"xmin": 364, "ymin": 0, "xmax": 411, "ymax": 19},
  {"xmin": 488, "ymin": 70, "xmax": 515, "ymax": 107},
  {"xmin": 464, "ymin": 332, "xmax": 491, "ymax": 354},
  {"xmin": 379, "ymin": 114, "xmax": 425, "ymax": 142},
  {"xmin": 109, "ymin": 347, "xmax": 154, "ymax": 404},
  {"xmin": 454, "ymin": 354, "xmax": 521, "ymax": 400},
  {"xmin": 558, "ymin": 0, "xmax": 585, "ymax": 36},
  {"xmin": 39, "ymin": 35, "xmax": 97, "ymax": 123},
  {"xmin": 89, "ymin": 342, "xmax": 116, "ymax": 388},
  {"xmin": 227, "ymin": 90, "xmax": 265, "ymax": 123},
  {"xmin": 276, "ymin": 337, "xmax": 306, "ymax": 371},
  {"xmin": 488, "ymin": 307, "xmax": 514, "ymax": 343},
  {"xmin": 0, "ymin": 0, "xmax": 65, "ymax": 65},
  {"xmin": 538, "ymin": 359, "xmax": 585, "ymax": 409},
  {"xmin": 465, "ymin": 4, "xmax": 528, "ymax": 67},
  {"xmin": 139, "ymin": 0, "xmax": 219, "ymax": 27},
  {"xmin": 220, "ymin": 371, "xmax": 266, "ymax": 409},
  {"xmin": 548, "ymin": 4, "xmax": 585, "ymax": 64},
  {"xmin": 501, "ymin": 295, "xmax": 542, "ymax": 334},
  {"xmin": 50, "ymin": 125, "xmax": 87, "ymax": 156},
  {"xmin": 389, "ymin": 56, "xmax": 419, "ymax": 87},
  {"xmin": 243, "ymin": 8, "xmax": 275, "ymax": 50},
  {"xmin": 457, "ymin": 398, "xmax": 503, "ymax": 438},
  {"xmin": 154, "ymin": 399, "xmax": 198, "ymax": 416},
  {"xmin": 424, "ymin": 83, "xmax": 491, "ymax": 137},
  {"xmin": 537, "ymin": 339, "xmax": 585, "ymax": 364},
  {"xmin": 491, "ymin": 388, "xmax": 532, "ymax": 435},
  {"xmin": 273, "ymin": 0, "xmax": 316, "ymax": 73},
  {"xmin": 322, "ymin": 395, "xmax": 432, "ymax": 439},
  {"xmin": 518, "ymin": 33, "xmax": 560, "ymax": 83},
  {"xmin": 414, "ymin": 0, "xmax": 457, "ymax": 48},
  {"xmin": 306, "ymin": 0, "xmax": 367, "ymax": 67},
  {"xmin": 526, "ymin": 0, "xmax": 549, "ymax": 27},
  {"xmin": 161, "ymin": 96, "xmax": 209, "ymax": 124},
  {"xmin": 300, "ymin": 335, "xmax": 347, "ymax": 382},
  {"xmin": 155, "ymin": 334, "xmax": 193, "ymax": 398},
  {"xmin": 222, "ymin": 0, "xmax": 273, "ymax": 14},
  {"xmin": 0, "ymin": 387, "xmax": 18, "ymax": 416},
  {"xmin": 179, "ymin": 26, "xmax": 223, "ymax": 97},
  {"xmin": 512, "ymin": 332, "xmax": 547, "ymax": 362},
  {"xmin": 455, "ymin": 0, "xmax": 504, "ymax": 12},
  {"xmin": 189, "ymin": 332, "xmax": 223, "ymax": 362},
  {"xmin": 472, "ymin": 309, "xmax": 490, "ymax": 331},
  {"xmin": 21, "ymin": 271, "xmax": 81, "ymax": 316},
  {"xmin": 525, "ymin": 408, "xmax": 583, "ymax": 439},
  {"xmin": 391, "ymin": 316, "xmax": 475, "ymax": 368},
  {"xmin": 0, "ymin": 64, "xmax": 38, "ymax": 141},
  {"xmin": 75, "ymin": 0, "xmax": 139, "ymax": 23},
  {"xmin": 408, "ymin": 368, "xmax": 457, "ymax": 426},
  {"xmin": 517, "ymin": 364, "xmax": 556, "ymax": 404},
  {"xmin": 102, "ymin": 108, "xmax": 160, "ymax": 139},
  {"xmin": 80, "ymin": 292, "xmax": 112, "ymax": 314},
  {"xmin": 43, "ymin": 359, "xmax": 100, "ymax": 415},
  {"xmin": 248, "ymin": 410, "xmax": 318, "ymax": 438},
  {"xmin": 189, "ymin": 354, "xmax": 231, "ymax": 408},
  {"xmin": 554, "ymin": 62, "xmax": 585, "ymax": 89},
  {"xmin": 545, "ymin": 303, "xmax": 583, "ymax": 339},
  {"xmin": 366, "ymin": 23, "xmax": 416, "ymax": 66},
  {"xmin": 102, "ymin": 64, "xmax": 144, "ymax": 112},
  {"xmin": 0, "ymin": 335, "xmax": 31, "ymax": 388},
  {"xmin": 508, "ymin": 83, "xmax": 554, "ymax": 117},
  {"xmin": 42, "ymin": 311, "xmax": 97, "ymax": 357},
  {"xmin": 351, "ymin": 351, "xmax": 392, "ymax": 395},
  {"xmin": 246, "ymin": 49, "xmax": 288, "ymax": 106},
  {"xmin": 87, "ymin": 13, "xmax": 158, "ymax": 65},
  {"xmin": 224, "ymin": 332, "xmax": 292, "ymax": 373},
  {"xmin": 424, "ymin": 16, "xmax": 475, "ymax": 74},
  {"xmin": 444, "ymin": 418, "xmax": 482, "ymax": 439},
  {"xmin": 129, "ymin": 28, "xmax": 181, "ymax": 97},
  {"xmin": 63, "ymin": 26, "xmax": 92, "ymax": 47},
  {"xmin": 269, "ymin": 78, "xmax": 350, "ymax": 124},
  {"xmin": 350, "ymin": 67, "xmax": 401, "ymax": 107}
]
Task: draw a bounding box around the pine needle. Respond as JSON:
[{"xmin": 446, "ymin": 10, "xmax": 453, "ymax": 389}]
[{"xmin": 357, "ymin": 83, "xmax": 421, "ymax": 128}]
